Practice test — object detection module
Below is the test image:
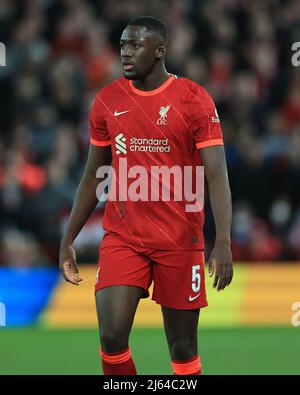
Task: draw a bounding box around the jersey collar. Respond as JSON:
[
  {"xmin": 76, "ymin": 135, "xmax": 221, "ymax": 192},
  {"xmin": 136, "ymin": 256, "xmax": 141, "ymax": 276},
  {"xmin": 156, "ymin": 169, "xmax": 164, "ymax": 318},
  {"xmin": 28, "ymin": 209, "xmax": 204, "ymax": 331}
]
[{"xmin": 129, "ymin": 74, "xmax": 175, "ymax": 96}]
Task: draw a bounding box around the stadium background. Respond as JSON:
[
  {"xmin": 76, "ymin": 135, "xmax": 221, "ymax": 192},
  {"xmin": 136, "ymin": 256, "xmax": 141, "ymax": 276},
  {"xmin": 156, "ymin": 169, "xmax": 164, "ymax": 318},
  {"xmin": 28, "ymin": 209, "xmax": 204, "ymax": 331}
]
[{"xmin": 0, "ymin": 0, "xmax": 300, "ymax": 375}]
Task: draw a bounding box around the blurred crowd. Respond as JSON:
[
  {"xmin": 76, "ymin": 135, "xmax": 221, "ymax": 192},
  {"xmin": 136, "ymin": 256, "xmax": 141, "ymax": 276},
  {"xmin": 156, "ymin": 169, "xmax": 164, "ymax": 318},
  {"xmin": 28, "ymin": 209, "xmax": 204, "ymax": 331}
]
[{"xmin": 0, "ymin": 0, "xmax": 300, "ymax": 266}]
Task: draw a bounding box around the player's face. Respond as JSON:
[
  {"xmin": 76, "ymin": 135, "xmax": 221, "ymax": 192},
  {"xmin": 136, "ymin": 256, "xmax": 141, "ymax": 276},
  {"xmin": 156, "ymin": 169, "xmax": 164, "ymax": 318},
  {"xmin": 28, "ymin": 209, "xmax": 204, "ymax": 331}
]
[{"xmin": 120, "ymin": 26, "xmax": 164, "ymax": 80}]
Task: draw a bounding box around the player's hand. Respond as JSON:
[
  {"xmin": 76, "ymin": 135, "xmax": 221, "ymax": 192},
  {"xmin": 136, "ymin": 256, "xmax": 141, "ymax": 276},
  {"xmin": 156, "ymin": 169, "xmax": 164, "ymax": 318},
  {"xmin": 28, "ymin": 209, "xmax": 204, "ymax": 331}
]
[
  {"xmin": 208, "ymin": 242, "xmax": 233, "ymax": 291},
  {"xmin": 59, "ymin": 241, "xmax": 83, "ymax": 286}
]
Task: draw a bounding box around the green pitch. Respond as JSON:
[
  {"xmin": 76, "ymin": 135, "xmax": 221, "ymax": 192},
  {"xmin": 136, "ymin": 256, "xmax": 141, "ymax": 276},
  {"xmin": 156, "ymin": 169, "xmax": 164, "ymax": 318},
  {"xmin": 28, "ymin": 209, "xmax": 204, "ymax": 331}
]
[{"xmin": 0, "ymin": 327, "xmax": 299, "ymax": 375}]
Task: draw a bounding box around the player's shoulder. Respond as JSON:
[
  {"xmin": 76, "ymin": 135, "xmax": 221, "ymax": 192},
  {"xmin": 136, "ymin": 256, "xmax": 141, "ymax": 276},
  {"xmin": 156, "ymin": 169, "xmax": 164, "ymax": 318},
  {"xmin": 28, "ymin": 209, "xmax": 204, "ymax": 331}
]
[
  {"xmin": 174, "ymin": 75, "xmax": 213, "ymax": 101},
  {"xmin": 95, "ymin": 77, "xmax": 128, "ymax": 101}
]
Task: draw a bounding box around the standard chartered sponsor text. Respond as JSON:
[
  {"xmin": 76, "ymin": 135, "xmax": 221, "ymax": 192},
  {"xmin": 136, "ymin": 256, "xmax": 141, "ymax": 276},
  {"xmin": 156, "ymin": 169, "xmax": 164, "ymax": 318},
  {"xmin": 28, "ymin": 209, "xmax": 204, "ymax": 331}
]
[{"xmin": 130, "ymin": 137, "xmax": 170, "ymax": 152}]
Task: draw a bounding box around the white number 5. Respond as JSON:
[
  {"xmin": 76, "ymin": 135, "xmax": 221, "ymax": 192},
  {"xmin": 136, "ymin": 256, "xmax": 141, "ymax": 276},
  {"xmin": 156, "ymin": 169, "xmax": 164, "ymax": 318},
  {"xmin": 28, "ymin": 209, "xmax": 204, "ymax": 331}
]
[{"xmin": 192, "ymin": 265, "xmax": 201, "ymax": 292}]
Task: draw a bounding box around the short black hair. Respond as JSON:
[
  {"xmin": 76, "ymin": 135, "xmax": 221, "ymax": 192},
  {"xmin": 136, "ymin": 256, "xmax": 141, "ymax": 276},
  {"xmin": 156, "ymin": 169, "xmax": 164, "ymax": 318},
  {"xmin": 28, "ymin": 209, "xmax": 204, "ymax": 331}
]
[{"xmin": 127, "ymin": 16, "xmax": 168, "ymax": 45}]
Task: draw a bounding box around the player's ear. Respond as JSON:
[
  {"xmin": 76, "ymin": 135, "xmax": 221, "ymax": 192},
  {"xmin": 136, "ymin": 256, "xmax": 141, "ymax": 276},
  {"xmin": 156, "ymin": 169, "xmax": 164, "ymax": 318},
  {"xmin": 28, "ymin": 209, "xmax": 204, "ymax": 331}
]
[{"xmin": 156, "ymin": 45, "xmax": 166, "ymax": 59}]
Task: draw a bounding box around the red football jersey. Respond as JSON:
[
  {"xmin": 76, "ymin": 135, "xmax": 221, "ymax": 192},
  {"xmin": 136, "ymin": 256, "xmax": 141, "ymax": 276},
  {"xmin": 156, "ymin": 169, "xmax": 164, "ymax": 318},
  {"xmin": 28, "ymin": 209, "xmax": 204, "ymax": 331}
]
[{"xmin": 89, "ymin": 74, "xmax": 223, "ymax": 250}]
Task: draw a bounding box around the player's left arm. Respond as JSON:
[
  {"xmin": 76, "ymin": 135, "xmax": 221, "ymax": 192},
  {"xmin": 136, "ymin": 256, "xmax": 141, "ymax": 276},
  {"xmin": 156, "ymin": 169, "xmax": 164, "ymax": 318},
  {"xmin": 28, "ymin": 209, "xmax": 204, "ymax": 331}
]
[{"xmin": 200, "ymin": 145, "xmax": 233, "ymax": 291}]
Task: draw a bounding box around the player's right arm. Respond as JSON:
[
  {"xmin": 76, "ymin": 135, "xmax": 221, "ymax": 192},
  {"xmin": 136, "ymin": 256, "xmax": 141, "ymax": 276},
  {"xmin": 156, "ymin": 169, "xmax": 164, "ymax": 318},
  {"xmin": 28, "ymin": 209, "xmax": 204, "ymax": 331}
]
[{"xmin": 59, "ymin": 143, "xmax": 112, "ymax": 285}]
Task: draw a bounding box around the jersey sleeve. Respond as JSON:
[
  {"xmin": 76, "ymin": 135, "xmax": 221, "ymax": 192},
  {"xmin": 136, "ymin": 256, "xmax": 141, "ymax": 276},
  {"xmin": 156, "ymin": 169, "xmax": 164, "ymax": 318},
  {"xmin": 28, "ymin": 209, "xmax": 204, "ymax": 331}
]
[
  {"xmin": 89, "ymin": 96, "xmax": 112, "ymax": 147},
  {"xmin": 189, "ymin": 86, "xmax": 224, "ymax": 149}
]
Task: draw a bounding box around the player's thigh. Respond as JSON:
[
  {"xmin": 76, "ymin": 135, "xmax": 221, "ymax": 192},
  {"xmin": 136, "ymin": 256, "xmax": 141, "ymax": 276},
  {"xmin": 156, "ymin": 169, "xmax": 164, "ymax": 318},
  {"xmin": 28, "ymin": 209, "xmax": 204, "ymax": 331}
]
[
  {"xmin": 95, "ymin": 233, "xmax": 152, "ymax": 333},
  {"xmin": 161, "ymin": 306, "xmax": 200, "ymax": 342},
  {"xmin": 95, "ymin": 285, "xmax": 144, "ymax": 333}
]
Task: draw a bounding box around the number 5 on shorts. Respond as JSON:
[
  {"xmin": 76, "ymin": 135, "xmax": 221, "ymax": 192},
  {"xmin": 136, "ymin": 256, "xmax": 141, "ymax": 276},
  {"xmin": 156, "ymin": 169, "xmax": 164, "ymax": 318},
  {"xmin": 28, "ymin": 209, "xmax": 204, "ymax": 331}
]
[{"xmin": 192, "ymin": 265, "xmax": 201, "ymax": 292}]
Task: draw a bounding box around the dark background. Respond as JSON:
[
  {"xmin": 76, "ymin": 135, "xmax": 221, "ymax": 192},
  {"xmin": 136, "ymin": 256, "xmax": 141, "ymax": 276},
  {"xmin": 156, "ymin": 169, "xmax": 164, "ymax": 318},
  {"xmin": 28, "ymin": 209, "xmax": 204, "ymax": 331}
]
[{"xmin": 0, "ymin": 0, "xmax": 299, "ymax": 266}]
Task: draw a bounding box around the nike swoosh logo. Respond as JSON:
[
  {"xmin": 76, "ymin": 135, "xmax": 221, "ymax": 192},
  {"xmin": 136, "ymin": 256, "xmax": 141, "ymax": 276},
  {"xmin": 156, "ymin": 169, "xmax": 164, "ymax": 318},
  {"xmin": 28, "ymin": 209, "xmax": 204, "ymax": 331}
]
[
  {"xmin": 114, "ymin": 110, "xmax": 130, "ymax": 116},
  {"xmin": 189, "ymin": 293, "xmax": 201, "ymax": 302}
]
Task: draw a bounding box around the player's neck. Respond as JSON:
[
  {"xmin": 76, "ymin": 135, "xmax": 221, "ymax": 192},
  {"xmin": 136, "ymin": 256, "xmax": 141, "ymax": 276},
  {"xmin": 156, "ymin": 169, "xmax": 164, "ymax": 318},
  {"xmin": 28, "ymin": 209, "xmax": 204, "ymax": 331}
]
[{"xmin": 132, "ymin": 66, "xmax": 170, "ymax": 92}]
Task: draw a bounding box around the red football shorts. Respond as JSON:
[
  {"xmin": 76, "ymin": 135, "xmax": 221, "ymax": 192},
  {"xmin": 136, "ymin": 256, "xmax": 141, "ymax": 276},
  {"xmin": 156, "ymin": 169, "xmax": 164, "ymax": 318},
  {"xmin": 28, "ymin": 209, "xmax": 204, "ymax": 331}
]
[{"xmin": 95, "ymin": 232, "xmax": 208, "ymax": 310}]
